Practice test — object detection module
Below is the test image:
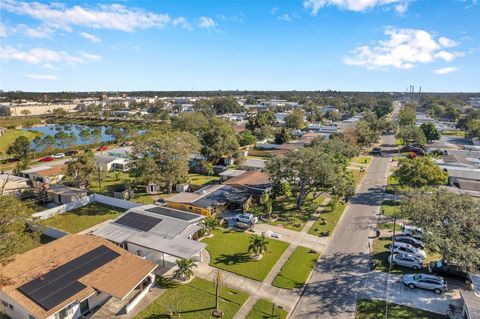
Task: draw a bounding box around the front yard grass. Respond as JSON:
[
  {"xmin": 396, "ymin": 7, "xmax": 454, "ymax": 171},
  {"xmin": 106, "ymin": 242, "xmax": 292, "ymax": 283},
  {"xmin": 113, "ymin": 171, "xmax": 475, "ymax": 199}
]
[
  {"xmin": 381, "ymin": 199, "xmax": 401, "ymax": 217},
  {"xmin": 42, "ymin": 202, "xmax": 124, "ymax": 233},
  {"xmin": 352, "ymin": 170, "xmax": 367, "ymax": 186},
  {"xmin": 202, "ymin": 229, "xmax": 289, "ymax": 281},
  {"xmin": 245, "ymin": 299, "xmax": 289, "ymax": 319},
  {"xmin": 272, "ymin": 246, "xmax": 319, "ymax": 290},
  {"xmin": 248, "ymin": 195, "xmax": 325, "ymax": 231},
  {"xmin": 356, "ymin": 299, "xmax": 447, "ymax": 319},
  {"xmin": 134, "ymin": 277, "xmax": 248, "ymax": 319},
  {"xmin": 308, "ymin": 202, "xmax": 347, "ymax": 237},
  {"xmin": 352, "ymin": 156, "xmax": 372, "ymax": 165}
]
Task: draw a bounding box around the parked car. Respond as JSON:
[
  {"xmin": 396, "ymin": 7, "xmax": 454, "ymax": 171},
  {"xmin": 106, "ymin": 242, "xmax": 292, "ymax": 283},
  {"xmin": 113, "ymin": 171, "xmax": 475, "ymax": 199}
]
[
  {"xmin": 394, "ymin": 235, "xmax": 425, "ymax": 248},
  {"xmin": 428, "ymin": 260, "xmax": 472, "ymax": 284},
  {"xmin": 392, "ymin": 242, "xmax": 427, "ymax": 259},
  {"xmin": 53, "ymin": 153, "xmax": 65, "ymax": 159},
  {"xmin": 402, "ymin": 225, "xmax": 424, "ymax": 239},
  {"xmin": 38, "ymin": 156, "xmax": 55, "ymax": 162},
  {"xmin": 235, "ymin": 213, "xmax": 258, "ymax": 225},
  {"xmin": 400, "ymin": 145, "xmax": 425, "ymax": 155},
  {"xmin": 389, "ymin": 253, "xmax": 424, "ymax": 270},
  {"xmin": 402, "ymin": 273, "xmax": 447, "ymax": 294},
  {"xmin": 372, "ymin": 147, "xmax": 382, "ymax": 155},
  {"xmin": 97, "ymin": 146, "xmax": 108, "ymax": 151},
  {"xmin": 65, "ymin": 150, "xmax": 79, "ymax": 156}
]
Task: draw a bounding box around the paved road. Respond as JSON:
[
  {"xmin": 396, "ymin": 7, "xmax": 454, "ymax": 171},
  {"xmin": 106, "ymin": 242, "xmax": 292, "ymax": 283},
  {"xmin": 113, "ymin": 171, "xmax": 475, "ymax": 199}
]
[{"xmin": 291, "ymin": 135, "xmax": 396, "ymax": 318}]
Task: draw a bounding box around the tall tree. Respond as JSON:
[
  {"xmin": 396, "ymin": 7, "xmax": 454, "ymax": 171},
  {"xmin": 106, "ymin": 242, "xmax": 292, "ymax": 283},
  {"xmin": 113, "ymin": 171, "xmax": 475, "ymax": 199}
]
[
  {"xmin": 265, "ymin": 147, "xmax": 341, "ymax": 208},
  {"xmin": 79, "ymin": 128, "xmax": 92, "ymax": 145},
  {"xmin": 7, "ymin": 136, "xmax": 31, "ymax": 159},
  {"xmin": 394, "ymin": 157, "xmax": 447, "ymax": 188},
  {"xmin": 284, "ymin": 109, "xmax": 305, "ymax": 129},
  {"xmin": 274, "ymin": 127, "xmax": 291, "ymax": 144},
  {"xmin": 54, "ymin": 131, "xmax": 72, "ymax": 151},
  {"xmin": 396, "ymin": 125, "xmax": 427, "ymax": 145},
  {"xmin": 64, "ymin": 152, "xmax": 96, "ymax": 189},
  {"xmin": 130, "ymin": 130, "xmax": 200, "ymax": 193},
  {"xmin": 420, "ymin": 122, "xmax": 441, "ymax": 143},
  {"xmin": 200, "ymin": 118, "xmax": 240, "ymax": 163},
  {"xmin": 398, "ymin": 105, "xmax": 417, "ymax": 127},
  {"xmin": 0, "ymin": 195, "xmax": 41, "ymax": 267},
  {"xmin": 402, "ymin": 190, "xmax": 480, "ymax": 273}
]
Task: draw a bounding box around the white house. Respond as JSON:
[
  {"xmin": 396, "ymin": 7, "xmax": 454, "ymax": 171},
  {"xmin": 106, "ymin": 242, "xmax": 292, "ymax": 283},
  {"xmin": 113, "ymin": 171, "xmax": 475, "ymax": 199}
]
[{"xmin": 0, "ymin": 234, "xmax": 157, "ymax": 319}]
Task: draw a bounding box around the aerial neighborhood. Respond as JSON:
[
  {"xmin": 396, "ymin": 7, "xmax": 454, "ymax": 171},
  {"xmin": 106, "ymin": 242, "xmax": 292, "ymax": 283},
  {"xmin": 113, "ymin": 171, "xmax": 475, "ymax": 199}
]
[
  {"xmin": 1, "ymin": 1, "xmax": 480, "ymax": 319},
  {"xmin": 1, "ymin": 89, "xmax": 479, "ymax": 319}
]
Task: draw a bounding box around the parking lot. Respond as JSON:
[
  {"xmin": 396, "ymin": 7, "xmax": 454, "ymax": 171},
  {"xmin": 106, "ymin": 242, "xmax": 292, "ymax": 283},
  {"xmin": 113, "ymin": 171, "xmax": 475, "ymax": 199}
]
[{"xmin": 362, "ymin": 270, "xmax": 464, "ymax": 316}]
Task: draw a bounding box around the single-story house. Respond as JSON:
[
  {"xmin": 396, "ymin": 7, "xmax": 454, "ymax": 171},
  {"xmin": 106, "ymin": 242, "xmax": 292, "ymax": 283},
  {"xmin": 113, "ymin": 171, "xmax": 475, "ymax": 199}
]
[
  {"xmin": 223, "ymin": 170, "xmax": 271, "ymax": 198},
  {"xmin": 46, "ymin": 184, "xmax": 88, "ymax": 204},
  {"xmin": 94, "ymin": 155, "xmax": 129, "ymax": 172},
  {"xmin": 107, "ymin": 146, "xmax": 133, "ymax": 159},
  {"xmin": 0, "ymin": 234, "xmax": 157, "ymax": 319},
  {"xmin": 0, "ymin": 174, "xmax": 30, "ymax": 195},
  {"xmin": 92, "ymin": 205, "xmax": 206, "ymax": 270},
  {"xmin": 239, "ymin": 158, "xmax": 267, "ymax": 171},
  {"xmin": 19, "ymin": 164, "xmax": 65, "ymax": 189},
  {"xmin": 165, "ymin": 184, "xmax": 252, "ymax": 216},
  {"xmin": 445, "ymin": 167, "xmax": 480, "ymax": 191}
]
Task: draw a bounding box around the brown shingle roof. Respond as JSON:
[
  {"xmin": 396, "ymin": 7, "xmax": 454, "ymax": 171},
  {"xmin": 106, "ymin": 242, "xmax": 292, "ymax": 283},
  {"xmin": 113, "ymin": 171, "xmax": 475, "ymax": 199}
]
[
  {"xmin": 223, "ymin": 170, "xmax": 269, "ymax": 186},
  {"xmin": 0, "ymin": 234, "xmax": 156, "ymax": 319},
  {"xmin": 32, "ymin": 165, "xmax": 65, "ymax": 177}
]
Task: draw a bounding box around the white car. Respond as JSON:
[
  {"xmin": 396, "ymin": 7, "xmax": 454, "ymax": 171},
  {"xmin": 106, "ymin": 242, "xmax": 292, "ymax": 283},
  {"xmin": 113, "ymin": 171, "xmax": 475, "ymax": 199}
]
[
  {"xmin": 53, "ymin": 153, "xmax": 65, "ymax": 159},
  {"xmin": 235, "ymin": 213, "xmax": 258, "ymax": 225},
  {"xmin": 392, "ymin": 242, "xmax": 427, "ymax": 259},
  {"xmin": 402, "ymin": 225, "xmax": 424, "ymax": 239},
  {"xmin": 389, "ymin": 253, "xmax": 423, "ymax": 270}
]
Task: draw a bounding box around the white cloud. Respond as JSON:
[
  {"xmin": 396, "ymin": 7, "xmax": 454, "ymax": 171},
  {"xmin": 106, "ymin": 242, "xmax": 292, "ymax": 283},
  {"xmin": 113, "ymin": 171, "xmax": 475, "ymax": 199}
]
[
  {"xmin": 27, "ymin": 74, "xmax": 58, "ymax": 80},
  {"xmin": 80, "ymin": 31, "xmax": 101, "ymax": 43},
  {"xmin": 172, "ymin": 17, "xmax": 193, "ymax": 31},
  {"xmin": 434, "ymin": 67, "xmax": 458, "ymax": 75},
  {"xmin": 78, "ymin": 51, "xmax": 102, "ymax": 61},
  {"xmin": 303, "ymin": 0, "xmax": 409, "ymax": 14},
  {"xmin": 278, "ymin": 14, "xmax": 292, "ymax": 21},
  {"xmin": 0, "ymin": 0, "xmax": 171, "ymax": 32},
  {"xmin": 394, "ymin": 2, "xmax": 408, "ymax": 15},
  {"xmin": 344, "ymin": 27, "xmax": 464, "ymax": 70},
  {"xmin": 0, "ymin": 46, "xmax": 99, "ymax": 67},
  {"xmin": 438, "ymin": 36, "xmax": 458, "ymax": 48},
  {"xmin": 198, "ymin": 16, "xmax": 216, "ymax": 28},
  {"xmin": 0, "ymin": 23, "xmax": 8, "ymax": 37}
]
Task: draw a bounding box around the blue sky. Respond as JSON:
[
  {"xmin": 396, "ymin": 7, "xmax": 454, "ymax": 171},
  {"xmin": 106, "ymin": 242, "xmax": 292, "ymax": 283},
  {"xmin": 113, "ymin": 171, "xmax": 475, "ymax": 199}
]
[{"xmin": 0, "ymin": 0, "xmax": 479, "ymax": 92}]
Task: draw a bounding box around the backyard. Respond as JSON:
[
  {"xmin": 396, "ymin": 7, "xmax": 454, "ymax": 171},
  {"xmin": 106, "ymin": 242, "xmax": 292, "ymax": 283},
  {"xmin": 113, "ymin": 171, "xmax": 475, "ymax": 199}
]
[
  {"xmin": 245, "ymin": 299, "xmax": 289, "ymax": 319},
  {"xmin": 189, "ymin": 173, "xmax": 220, "ymax": 186},
  {"xmin": 272, "ymin": 246, "xmax": 319, "ymax": 290},
  {"xmin": 308, "ymin": 202, "xmax": 347, "ymax": 237},
  {"xmin": 134, "ymin": 277, "xmax": 249, "ymax": 319},
  {"xmin": 42, "ymin": 202, "xmax": 124, "ymax": 233},
  {"xmin": 356, "ymin": 299, "xmax": 447, "ymax": 319},
  {"xmin": 202, "ymin": 229, "xmax": 289, "ymax": 281},
  {"xmin": 248, "ymin": 195, "xmax": 325, "ymax": 231}
]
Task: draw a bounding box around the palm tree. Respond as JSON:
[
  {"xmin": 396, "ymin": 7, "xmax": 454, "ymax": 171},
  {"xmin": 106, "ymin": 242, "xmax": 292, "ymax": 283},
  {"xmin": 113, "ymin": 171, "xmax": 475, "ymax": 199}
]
[
  {"xmin": 202, "ymin": 216, "xmax": 218, "ymax": 235},
  {"xmin": 173, "ymin": 258, "xmax": 197, "ymax": 281},
  {"xmin": 261, "ymin": 192, "xmax": 273, "ymax": 218},
  {"xmin": 248, "ymin": 234, "xmax": 269, "ymax": 257}
]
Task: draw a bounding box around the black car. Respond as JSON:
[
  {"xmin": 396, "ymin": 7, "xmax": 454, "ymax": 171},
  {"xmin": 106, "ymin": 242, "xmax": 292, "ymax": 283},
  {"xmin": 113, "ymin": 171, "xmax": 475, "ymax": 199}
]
[
  {"xmin": 394, "ymin": 235, "xmax": 425, "ymax": 248},
  {"xmin": 428, "ymin": 260, "xmax": 471, "ymax": 284},
  {"xmin": 372, "ymin": 147, "xmax": 382, "ymax": 155}
]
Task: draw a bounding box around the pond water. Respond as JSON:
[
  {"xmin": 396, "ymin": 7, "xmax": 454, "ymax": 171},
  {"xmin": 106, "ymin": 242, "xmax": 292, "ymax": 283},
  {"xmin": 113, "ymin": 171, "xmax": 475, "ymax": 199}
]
[{"xmin": 23, "ymin": 124, "xmax": 142, "ymax": 151}]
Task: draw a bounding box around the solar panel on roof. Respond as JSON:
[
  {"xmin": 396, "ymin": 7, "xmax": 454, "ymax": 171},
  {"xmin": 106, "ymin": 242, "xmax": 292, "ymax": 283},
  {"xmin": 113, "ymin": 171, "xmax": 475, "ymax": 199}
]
[
  {"xmin": 114, "ymin": 212, "xmax": 162, "ymax": 231},
  {"xmin": 18, "ymin": 245, "xmax": 119, "ymax": 311},
  {"xmin": 145, "ymin": 207, "xmax": 198, "ymax": 221}
]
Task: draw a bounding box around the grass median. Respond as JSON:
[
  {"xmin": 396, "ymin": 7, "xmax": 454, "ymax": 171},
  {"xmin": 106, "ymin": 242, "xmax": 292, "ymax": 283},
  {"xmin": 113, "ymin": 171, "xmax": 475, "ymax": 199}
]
[{"xmin": 272, "ymin": 246, "xmax": 319, "ymax": 290}]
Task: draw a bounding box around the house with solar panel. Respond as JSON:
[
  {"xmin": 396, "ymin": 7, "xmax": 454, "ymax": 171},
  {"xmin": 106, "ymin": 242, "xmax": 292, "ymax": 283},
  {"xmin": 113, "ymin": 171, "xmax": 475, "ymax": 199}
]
[
  {"xmin": 91, "ymin": 204, "xmax": 207, "ymax": 271},
  {"xmin": 0, "ymin": 234, "xmax": 157, "ymax": 319},
  {"xmin": 164, "ymin": 184, "xmax": 252, "ymax": 216}
]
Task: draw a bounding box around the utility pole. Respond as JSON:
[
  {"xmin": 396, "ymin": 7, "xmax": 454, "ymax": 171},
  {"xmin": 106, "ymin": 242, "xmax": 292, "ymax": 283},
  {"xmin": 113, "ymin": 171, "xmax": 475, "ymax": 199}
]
[
  {"xmin": 385, "ymin": 216, "xmax": 397, "ymax": 319},
  {"xmin": 97, "ymin": 164, "xmax": 102, "ymax": 193}
]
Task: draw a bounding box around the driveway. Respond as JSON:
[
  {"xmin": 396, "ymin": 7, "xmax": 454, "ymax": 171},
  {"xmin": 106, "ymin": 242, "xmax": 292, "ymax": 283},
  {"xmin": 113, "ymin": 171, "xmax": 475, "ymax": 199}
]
[{"xmin": 361, "ymin": 271, "xmax": 462, "ymax": 316}]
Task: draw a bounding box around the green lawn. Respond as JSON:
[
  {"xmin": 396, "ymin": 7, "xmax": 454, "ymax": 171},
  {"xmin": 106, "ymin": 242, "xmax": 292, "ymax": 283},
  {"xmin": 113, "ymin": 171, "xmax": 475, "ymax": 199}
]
[
  {"xmin": 441, "ymin": 130, "xmax": 464, "ymax": 137},
  {"xmin": 245, "ymin": 299, "xmax": 289, "ymax": 319},
  {"xmin": 42, "ymin": 202, "xmax": 124, "ymax": 233},
  {"xmin": 202, "ymin": 229, "xmax": 289, "ymax": 281},
  {"xmin": 248, "ymin": 195, "xmax": 325, "ymax": 231},
  {"xmin": 272, "ymin": 246, "xmax": 319, "ymax": 290},
  {"xmin": 189, "ymin": 173, "xmax": 220, "ymax": 186},
  {"xmin": 90, "ymin": 171, "xmax": 134, "ymax": 194},
  {"xmin": 352, "ymin": 156, "xmax": 372, "ymax": 165},
  {"xmin": 134, "ymin": 277, "xmax": 249, "ymax": 319},
  {"xmin": 356, "ymin": 299, "xmax": 447, "ymax": 319},
  {"xmin": 0, "ymin": 128, "xmax": 42, "ymax": 153},
  {"xmin": 395, "ymin": 138, "xmax": 403, "ymax": 146},
  {"xmin": 308, "ymin": 202, "xmax": 347, "ymax": 237},
  {"xmin": 381, "ymin": 199, "xmax": 401, "ymax": 217},
  {"xmin": 352, "ymin": 170, "xmax": 367, "ymax": 186}
]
